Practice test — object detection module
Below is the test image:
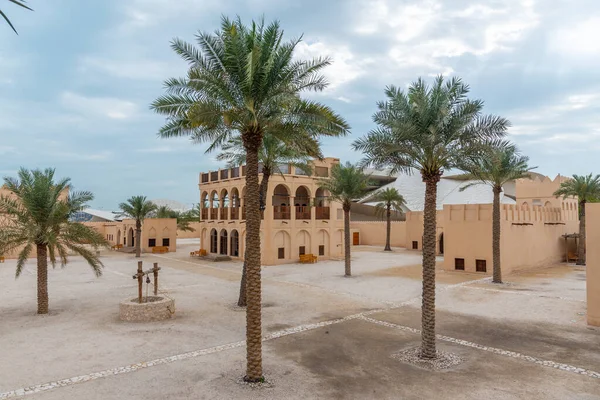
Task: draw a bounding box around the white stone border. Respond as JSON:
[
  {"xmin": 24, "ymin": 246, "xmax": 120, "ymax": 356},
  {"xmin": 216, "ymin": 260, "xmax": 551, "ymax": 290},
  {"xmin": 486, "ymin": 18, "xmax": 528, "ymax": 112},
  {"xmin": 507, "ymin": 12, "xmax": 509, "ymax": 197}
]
[{"xmin": 360, "ymin": 316, "xmax": 600, "ymax": 379}]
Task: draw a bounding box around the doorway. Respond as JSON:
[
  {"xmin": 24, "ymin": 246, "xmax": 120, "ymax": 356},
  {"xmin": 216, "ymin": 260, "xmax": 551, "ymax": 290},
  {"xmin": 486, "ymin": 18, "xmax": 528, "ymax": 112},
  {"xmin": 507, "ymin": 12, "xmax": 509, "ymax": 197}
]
[{"xmin": 352, "ymin": 232, "xmax": 360, "ymax": 246}]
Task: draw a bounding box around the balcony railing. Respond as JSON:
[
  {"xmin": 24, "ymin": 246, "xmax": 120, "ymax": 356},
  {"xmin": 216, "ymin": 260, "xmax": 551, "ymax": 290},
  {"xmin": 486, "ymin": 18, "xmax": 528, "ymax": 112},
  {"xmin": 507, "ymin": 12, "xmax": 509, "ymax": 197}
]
[
  {"xmin": 210, "ymin": 208, "xmax": 218, "ymax": 220},
  {"xmin": 231, "ymin": 167, "xmax": 240, "ymax": 178},
  {"xmin": 201, "ymin": 173, "xmax": 209, "ymax": 183},
  {"xmin": 210, "ymin": 171, "xmax": 218, "ymax": 181},
  {"xmin": 231, "ymin": 208, "xmax": 239, "ymax": 219},
  {"xmin": 220, "ymin": 169, "xmax": 229, "ymax": 180},
  {"xmin": 242, "ymin": 206, "xmax": 246, "ymax": 220},
  {"xmin": 274, "ymin": 205, "xmax": 291, "ymax": 220},
  {"xmin": 201, "ymin": 208, "xmax": 208, "ymax": 220},
  {"xmin": 316, "ymin": 207, "xmax": 330, "ymax": 219},
  {"xmin": 295, "ymin": 206, "xmax": 311, "ymax": 220},
  {"xmin": 220, "ymin": 208, "xmax": 228, "ymax": 220}
]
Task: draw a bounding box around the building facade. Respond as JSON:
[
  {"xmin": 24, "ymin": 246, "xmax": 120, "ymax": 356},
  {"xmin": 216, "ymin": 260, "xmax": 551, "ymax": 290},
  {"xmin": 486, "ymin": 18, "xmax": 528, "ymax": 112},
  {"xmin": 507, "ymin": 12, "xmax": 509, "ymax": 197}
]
[
  {"xmin": 84, "ymin": 218, "xmax": 178, "ymax": 253},
  {"xmin": 198, "ymin": 158, "xmax": 345, "ymax": 265}
]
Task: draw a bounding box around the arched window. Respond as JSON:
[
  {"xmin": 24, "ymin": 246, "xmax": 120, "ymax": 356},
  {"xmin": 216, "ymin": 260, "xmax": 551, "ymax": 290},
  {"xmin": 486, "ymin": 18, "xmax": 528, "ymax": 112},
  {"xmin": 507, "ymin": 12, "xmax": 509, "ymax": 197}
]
[
  {"xmin": 315, "ymin": 187, "xmax": 330, "ymax": 219},
  {"xmin": 295, "ymin": 186, "xmax": 311, "ymax": 219},
  {"xmin": 273, "ymin": 184, "xmax": 291, "ymax": 219}
]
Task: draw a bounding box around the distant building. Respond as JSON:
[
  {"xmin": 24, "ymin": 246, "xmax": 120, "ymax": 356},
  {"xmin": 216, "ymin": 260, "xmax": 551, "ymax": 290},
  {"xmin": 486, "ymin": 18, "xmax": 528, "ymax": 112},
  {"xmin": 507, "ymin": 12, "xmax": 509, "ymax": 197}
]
[{"xmin": 71, "ymin": 208, "xmax": 118, "ymax": 223}]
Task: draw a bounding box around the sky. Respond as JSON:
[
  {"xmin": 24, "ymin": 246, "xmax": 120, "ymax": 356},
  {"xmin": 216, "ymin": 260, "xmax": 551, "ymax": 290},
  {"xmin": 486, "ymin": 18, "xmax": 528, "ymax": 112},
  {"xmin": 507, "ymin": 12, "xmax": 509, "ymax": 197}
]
[{"xmin": 1, "ymin": 0, "xmax": 599, "ymax": 210}]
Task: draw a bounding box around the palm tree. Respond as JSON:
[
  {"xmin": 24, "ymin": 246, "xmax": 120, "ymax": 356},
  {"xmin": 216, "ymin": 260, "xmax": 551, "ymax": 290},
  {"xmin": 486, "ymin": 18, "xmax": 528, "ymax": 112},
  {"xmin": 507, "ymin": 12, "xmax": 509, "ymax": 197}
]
[
  {"xmin": 1, "ymin": 0, "xmax": 32, "ymax": 34},
  {"xmin": 150, "ymin": 16, "xmax": 349, "ymax": 382},
  {"xmin": 319, "ymin": 162, "xmax": 369, "ymax": 276},
  {"xmin": 118, "ymin": 196, "xmax": 157, "ymax": 258},
  {"xmin": 459, "ymin": 141, "xmax": 535, "ymax": 283},
  {"xmin": 154, "ymin": 205, "xmax": 196, "ymax": 232},
  {"xmin": 554, "ymin": 174, "xmax": 600, "ymax": 265},
  {"xmin": 353, "ymin": 76, "xmax": 508, "ymax": 359},
  {"xmin": 370, "ymin": 188, "xmax": 405, "ymax": 251},
  {"xmin": 217, "ymin": 133, "xmax": 320, "ymax": 307},
  {"xmin": 0, "ymin": 168, "xmax": 108, "ymax": 314}
]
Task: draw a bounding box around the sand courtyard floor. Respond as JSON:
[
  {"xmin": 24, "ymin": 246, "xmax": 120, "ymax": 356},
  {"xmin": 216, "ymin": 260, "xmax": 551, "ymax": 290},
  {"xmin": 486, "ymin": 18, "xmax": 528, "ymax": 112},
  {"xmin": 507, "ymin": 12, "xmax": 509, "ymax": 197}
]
[{"xmin": 0, "ymin": 239, "xmax": 598, "ymax": 399}]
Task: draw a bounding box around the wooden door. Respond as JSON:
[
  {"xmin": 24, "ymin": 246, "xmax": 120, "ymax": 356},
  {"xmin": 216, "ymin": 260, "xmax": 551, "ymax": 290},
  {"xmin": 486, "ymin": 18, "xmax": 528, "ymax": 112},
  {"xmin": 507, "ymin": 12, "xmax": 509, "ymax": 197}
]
[{"xmin": 352, "ymin": 232, "xmax": 360, "ymax": 246}]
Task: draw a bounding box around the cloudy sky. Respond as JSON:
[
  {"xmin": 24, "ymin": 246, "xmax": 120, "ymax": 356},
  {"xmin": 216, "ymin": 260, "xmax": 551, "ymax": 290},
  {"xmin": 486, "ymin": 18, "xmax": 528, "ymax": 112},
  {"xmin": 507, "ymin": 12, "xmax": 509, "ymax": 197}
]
[{"xmin": 1, "ymin": 0, "xmax": 599, "ymax": 209}]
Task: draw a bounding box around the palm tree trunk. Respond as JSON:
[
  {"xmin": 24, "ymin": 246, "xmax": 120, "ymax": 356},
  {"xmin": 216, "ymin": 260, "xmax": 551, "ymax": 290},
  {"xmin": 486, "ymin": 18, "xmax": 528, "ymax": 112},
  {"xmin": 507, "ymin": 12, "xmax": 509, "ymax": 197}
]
[
  {"xmin": 492, "ymin": 186, "xmax": 502, "ymax": 283},
  {"xmin": 578, "ymin": 201, "xmax": 586, "ymax": 265},
  {"xmin": 243, "ymin": 132, "xmax": 263, "ymax": 382},
  {"xmin": 421, "ymin": 175, "xmax": 439, "ymax": 359},
  {"xmin": 344, "ymin": 205, "xmax": 351, "ymax": 276},
  {"xmin": 238, "ymin": 172, "xmax": 270, "ymax": 307},
  {"xmin": 135, "ymin": 220, "xmax": 142, "ymax": 258},
  {"xmin": 384, "ymin": 205, "xmax": 392, "ymax": 251},
  {"xmin": 36, "ymin": 243, "xmax": 49, "ymax": 314}
]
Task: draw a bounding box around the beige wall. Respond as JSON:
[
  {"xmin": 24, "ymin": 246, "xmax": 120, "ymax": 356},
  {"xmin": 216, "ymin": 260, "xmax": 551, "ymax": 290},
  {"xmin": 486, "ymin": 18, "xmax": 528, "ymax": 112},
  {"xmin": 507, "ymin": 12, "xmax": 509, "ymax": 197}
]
[
  {"xmin": 85, "ymin": 218, "xmax": 178, "ymax": 253},
  {"xmin": 349, "ymin": 221, "xmax": 407, "ymax": 247},
  {"xmin": 442, "ymin": 204, "xmax": 578, "ymax": 274},
  {"xmin": 586, "ymin": 203, "xmax": 600, "ymax": 326},
  {"xmin": 199, "ymin": 158, "xmax": 344, "ymax": 265},
  {"xmin": 405, "ymin": 211, "xmax": 444, "ymax": 253},
  {"xmin": 514, "ymin": 175, "xmax": 578, "ymax": 213},
  {"xmin": 176, "ymin": 222, "xmax": 202, "ymax": 239}
]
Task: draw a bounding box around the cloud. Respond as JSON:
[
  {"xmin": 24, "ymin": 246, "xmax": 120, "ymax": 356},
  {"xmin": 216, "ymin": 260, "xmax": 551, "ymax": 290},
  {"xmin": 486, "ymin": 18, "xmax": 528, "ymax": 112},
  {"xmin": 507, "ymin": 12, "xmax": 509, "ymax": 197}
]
[
  {"xmin": 294, "ymin": 41, "xmax": 369, "ymax": 90},
  {"xmin": 54, "ymin": 150, "xmax": 113, "ymax": 161},
  {"xmin": 60, "ymin": 92, "xmax": 139, "ymax": 120},
  {"xmin": 136, "ymin": 146, "xmax": 175, "ymax": 154},
  {"xmin": 549, "ymin": 16, "xmax": 600, "ymax": 59},
  {"xmin": 78, "ymin": 56, "xmax": 177, "ymax": 81}
]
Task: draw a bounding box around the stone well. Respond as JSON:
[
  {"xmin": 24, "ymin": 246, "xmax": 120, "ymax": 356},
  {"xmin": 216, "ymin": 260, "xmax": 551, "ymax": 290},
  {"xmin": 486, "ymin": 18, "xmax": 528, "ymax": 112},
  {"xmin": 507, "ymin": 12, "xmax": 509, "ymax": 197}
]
[{"xmin": 119, "ymin": 296, "xmax": 175, "ymax": 322}]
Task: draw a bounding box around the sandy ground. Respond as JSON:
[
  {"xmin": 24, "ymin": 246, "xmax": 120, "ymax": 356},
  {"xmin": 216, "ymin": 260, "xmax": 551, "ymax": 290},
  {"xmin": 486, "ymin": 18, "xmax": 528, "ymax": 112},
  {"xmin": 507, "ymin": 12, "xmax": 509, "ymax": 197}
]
[{"xmin": 0, "ymin": 240, "xmax": 597, "ymax": 399}]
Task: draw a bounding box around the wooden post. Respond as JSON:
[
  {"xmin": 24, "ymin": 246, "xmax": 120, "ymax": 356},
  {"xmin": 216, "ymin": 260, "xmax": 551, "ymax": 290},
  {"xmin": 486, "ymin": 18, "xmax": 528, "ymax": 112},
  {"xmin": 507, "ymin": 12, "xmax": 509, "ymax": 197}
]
[
  {"xmin": 137, "ymin": 261, "xmax": 143, "ymax": 303},
  {"xmin": 153, "ymin": 262, "xmax": 159, "ymax": 296}
]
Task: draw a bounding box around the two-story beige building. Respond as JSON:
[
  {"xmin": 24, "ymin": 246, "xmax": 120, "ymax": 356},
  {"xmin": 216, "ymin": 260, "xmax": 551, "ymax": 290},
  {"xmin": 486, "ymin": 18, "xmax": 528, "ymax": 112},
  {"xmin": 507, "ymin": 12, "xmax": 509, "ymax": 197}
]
[{"xmin": 198, "ymin": 157, "xmax": 345, "ymax": 265}]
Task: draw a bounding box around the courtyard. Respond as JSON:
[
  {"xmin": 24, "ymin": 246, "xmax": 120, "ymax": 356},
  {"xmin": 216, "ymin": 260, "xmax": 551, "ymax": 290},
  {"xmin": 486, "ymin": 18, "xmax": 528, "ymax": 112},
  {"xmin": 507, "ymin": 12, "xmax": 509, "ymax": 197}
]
[{"xmin": 0, "ymin": 239, "xmax": 597, "ymax": 400}]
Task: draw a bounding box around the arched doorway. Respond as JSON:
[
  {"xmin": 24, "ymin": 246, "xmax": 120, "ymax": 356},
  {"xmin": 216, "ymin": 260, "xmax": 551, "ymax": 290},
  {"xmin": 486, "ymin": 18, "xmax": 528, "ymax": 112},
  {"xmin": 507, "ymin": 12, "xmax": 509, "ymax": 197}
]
[
  {"xmin": 116, "ymin": 230, "xmax": 121, "ymax": 245},
  {"xmin": 315, "ymin": 187, "xmax": 330, "ymax": 219},
  {"xmin": 230, "ymin": 230, "xmax": 239, "ymax": 257},
  {"xmin": 274, "ymin": 230, "xmax": 291, "ymax": 260},
  {"xmin": 128, "ymin": 228, "xmax": 134, "ymax": 247},
  {"xmin": 439, "ymin": 233, "xmax": 444, "ymax": 255},
  {"xmin": 220, "ymin": 229, "xmax": 228, "ymax": 255},
  {"xmin": 296, "ymin": 230, "xmax": 311, "ymax": 258},
  {"xmin": 210, "ymin": 229, "xmax": 218, "ymax": 253}
]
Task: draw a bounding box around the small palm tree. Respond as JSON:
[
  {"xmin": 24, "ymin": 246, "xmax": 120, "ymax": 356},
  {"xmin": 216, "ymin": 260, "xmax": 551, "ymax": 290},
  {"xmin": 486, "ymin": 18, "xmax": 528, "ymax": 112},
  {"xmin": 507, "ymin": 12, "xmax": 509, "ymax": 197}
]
[
  {"xmin": 1, "ymin": 0, "xmax": 32, "ymax": 34},
  {"xmin": 217, "ymin": 133, "xmax": 320, "ymax": 307},
  {"xmin": 319, "ymin": 162, "xmax": 369, "ymax": 276},
  {"xmin": 151, "ymin": 16, "xmax": 349, "ymax": 382},
  {"xmin": 0, "ymin": 168, "xmax": 108, "ymax": 314},
  {"xmin": 118, "ymin": 196, "xmax": 157, "ymax": 257},
  {"xmin": 554, "ymin": 174, "xmax": 600, "ymax": 265},
  {"xmin": 154, "ymin": 205, "xmax": 196, "ymax": 232},
  {"xmin": 370, "ymin": 188, "xmax": 405, "ymax": 251},
  {"xmin": 353, "ymin": 76, "xmax": 508, "ymax": 359},
  {"xmin": 459, "ymin": 141, "xmax": 535, "ymax": 283}
]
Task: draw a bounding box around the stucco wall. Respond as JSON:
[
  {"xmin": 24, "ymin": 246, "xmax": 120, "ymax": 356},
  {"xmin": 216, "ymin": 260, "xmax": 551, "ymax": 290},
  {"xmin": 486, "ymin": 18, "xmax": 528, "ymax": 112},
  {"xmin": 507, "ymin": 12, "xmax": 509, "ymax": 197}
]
[
  {"xmin": 586, "ymin": 203, "xmax": 600, "ymax": 326},
  {"xmin": 349, "ymin": 221, "xmax": 407, "ymax": 247},
  {"xmin": 405, "ymin": 211, "xmax": 444, "ymax": 253},
  {"xmin": 442, "ymin": 204, "xmax": 578, "ymax": 275},
  {"xmin": 84, "ymin": 218, "xmax": 178, "ymax": 253},
  {"xmin": 176, "ymin": 222, "xmax": 202, "ymax": 239}
]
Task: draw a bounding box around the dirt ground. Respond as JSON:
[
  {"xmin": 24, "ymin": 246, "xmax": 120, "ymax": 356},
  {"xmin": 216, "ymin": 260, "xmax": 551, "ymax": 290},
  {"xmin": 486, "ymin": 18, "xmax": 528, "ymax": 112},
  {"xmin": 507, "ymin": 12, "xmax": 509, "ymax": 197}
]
[{"xmin": 0, "ymin": 241, "xmax": 597, "ymax": 399}]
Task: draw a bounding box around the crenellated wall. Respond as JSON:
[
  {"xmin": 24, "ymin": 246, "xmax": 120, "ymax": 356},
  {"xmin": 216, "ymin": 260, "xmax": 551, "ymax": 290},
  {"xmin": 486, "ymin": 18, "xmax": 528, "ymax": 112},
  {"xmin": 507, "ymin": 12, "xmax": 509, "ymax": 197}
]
[{"xmin": 443, "ymin": 204, "xmax": 578, "ymax": 274}]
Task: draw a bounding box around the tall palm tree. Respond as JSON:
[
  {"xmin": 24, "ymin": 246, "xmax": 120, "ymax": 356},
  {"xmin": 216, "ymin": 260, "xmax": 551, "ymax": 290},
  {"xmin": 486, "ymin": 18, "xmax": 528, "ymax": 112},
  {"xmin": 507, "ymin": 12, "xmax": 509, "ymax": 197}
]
[
  {"xmin": 459, "ymin": 141, "xmax": 535, "ymax": 283},
  {"xmin": 150, "ymin": 16, "xmax": 349, "ymax": 381},
  {"xmin": 0, "ymin": 168, "xmax": 108, "ymax": 314},
  {"xmin": 554, "ymin": 174, "xmax": 600, "ymax": 265},
  {"xmin": 370, "ymin": 187, "xmax": 405, "ymax": 251},
  {"xmin": 319, "ymin": 162, "xmax": 369, "ymax": 276},
  {"xmin": 217, "ymin": 133, "xmax": 320, "ymax": 307},
  {"xmin": 353, "ymin": 76, "xmax": 508, "ymax": 359},
  {"xmin": 118, "ymin": 196, "xmax": 157, "ymax": 258},
  {"xmin": 1, "ymin": 0, "xmax": 32, "ymax": 34}
]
